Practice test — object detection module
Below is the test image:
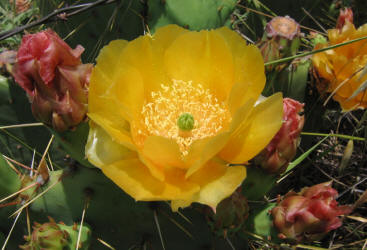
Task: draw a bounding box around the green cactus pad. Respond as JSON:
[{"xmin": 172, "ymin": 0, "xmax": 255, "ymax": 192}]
[
  {"xmin": 243, "ymin": 203, "xmax": 280, "ymax": 243},
  {"xmin": 50, "ymin": 122, "xmax": 94, "ymax": 168},
  {"xmin": 0, "ymin": 155, "xmax": 21, "ymax": 198},
  {"xmin": 241, "ymin": 167, "xmax": 278, "ymax": 201},
  {"xmin": 59, "ymin": 223, "xmax": 91, "ymax": 250},
  {"xmin": 24, "ymin": 166, "xmax": 249, "ymax": 249},
  {"xmin": 148, "ymin": 0, "xmax": 237, "ymax": 32}
]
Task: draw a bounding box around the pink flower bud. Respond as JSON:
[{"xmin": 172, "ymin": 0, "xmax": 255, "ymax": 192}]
[
  {"xmin": 255, "ymin": 98, "xmax": 305, "ymax": 174},
  {"xmin": 336, "ymin": 8, "xmax": 353, "ymax": 29},
  {"xmin": 271, "ymin": 182, "xmax": 352, "ymax": 242},
  {"xmin": 13, "ymin": 29, "xmax": 92, "ymax": 131}
]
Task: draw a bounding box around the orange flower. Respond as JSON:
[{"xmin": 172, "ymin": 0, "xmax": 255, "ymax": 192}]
[
  {"xmin": 85, "ymin": 25, "xmax": 283, "ymax": 210},
  {"xmin": 312, "ymin": 21, "xmax": 367, "ymax": 110}
]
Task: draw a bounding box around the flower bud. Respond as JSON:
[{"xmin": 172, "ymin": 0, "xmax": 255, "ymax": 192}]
[
  {"xmin": 336, "ymin": 8, "xmax": 353, "ymax": 29},
  {"xmin": 255, "ymin": 98, "xmax": 304, "ymax": 174},
  {"xmin": 258, "ymin": 16, "xmax": 301, "ymax": 70},
  {"xmin": 20, "ymin": 217, "xmax": 69, "ymax": 250},
  {"xmin": 20, "ymin": 217, "xmax": 92, "ymax": 250},
  {"xmin": 13, "ymin": 29, "xmax": 92, "ymax": 131},
  {"xmin": 271, "ymin": 182, "xmax": 352, "ymax": 242},
  {"xmin": 205, "ymin": 187, "xmax": 249, "ymax": 237}
]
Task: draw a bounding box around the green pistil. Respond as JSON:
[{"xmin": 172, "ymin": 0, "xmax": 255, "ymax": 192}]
[{"xmin": 177, "ymin": 113, "xmax": 194, "ymax": 131}]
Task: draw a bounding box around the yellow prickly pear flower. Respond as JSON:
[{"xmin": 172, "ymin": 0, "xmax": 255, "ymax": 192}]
[
  {"xmin": 85, "ymin": 25, "xmax": 283, "ymax": 210},
  {"xmin": 312, "ymin": 21, "xmax": 367, "ymax": 110}
]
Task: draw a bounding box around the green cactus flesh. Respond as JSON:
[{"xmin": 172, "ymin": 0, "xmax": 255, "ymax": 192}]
[
  {"xmin": 50, "ymin": 122, "xmax": 94, "ymax": 168},
  {"xmin": 243, "ymin": 203, "xmax": 280, "ymax": 243},
  {"xmin": 148, "ymin": 0, "xmax": 237, "ymax": 32},
  {"xmin": 3, "ymin": 166, "xmax": 249, "ymax": 249},
  {"xmin": 241, "ymin": 167, "xmax": 278, "ymax": 201},
  {"xmin": 0, "ymin": 155, "xmax": 21, "ymax": 198},
  {"xmin": 58, "ymin": 223, "xmax": 91, "ymax": 250}
]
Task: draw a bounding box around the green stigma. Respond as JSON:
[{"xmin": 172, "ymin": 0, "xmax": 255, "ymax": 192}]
[{"xmin": 177, "ymin": 113, "xmax": 194, "ymax": 131}]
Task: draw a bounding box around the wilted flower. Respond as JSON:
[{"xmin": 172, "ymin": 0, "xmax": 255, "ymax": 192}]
[
  {"xmin": 255, "ymin": 98, "xmax": 304, "ymax": 174},
  {"xmin": 86, "ymin": 25, "xmax": 283, "ymax": 210},
  {"xmin": 312, "ymin": 9, "xmax": 367, "ymax": 110},
  {"xmin": 265, "ymin": 16, "xmax": 300, "ymax": 40},
  {"xmin": 13, "ymin": 29, "xmax": 92, "ymax": 131},
  {"xmin": 258, "ymin": 16, "xmax": 301, "ymax": 70},
  {"xmin": 271, "ymin": 182, "xmax": 352, "ymax": 241}
]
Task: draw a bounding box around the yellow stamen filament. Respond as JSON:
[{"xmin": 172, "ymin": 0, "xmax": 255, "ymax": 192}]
[{"xmin": 134, "ymin": 79, "xmax": 231, "ymax": 155}]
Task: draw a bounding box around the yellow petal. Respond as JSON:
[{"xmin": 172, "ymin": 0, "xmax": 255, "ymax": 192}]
[
  {"xmin": 220, "ymin": 93, "xmax": 283, "ymax": 163},
  {"xmin": 153, "ymin": 24, "xmax": 188, "ymax": 50},
  {"xmin": 88, "ymin": 40, "xmax": 141, "ymax": 140},
  {"xmin": 86, "ymin": 121, "xmax": 136, "ymax": 168},
  {"xmin": 118, "ymin": 35, "xmax": 168, "ymax": 95},
  {"xmin": 184, "ymin": 132, "xmax": 230, "ymax": 178},
  {"xmin": 93, "ymin": 39, "xmax": 128, "ymax": 80},
  {"xmin": 88, "ymin": 113, "xmax": 135, "ymax": 151},
  {"xmin": 101, "ymin": 158, "xmax": 199, "ymax": 201},
  {"xmin": 173, "ymin": 159, "xmax": 246, "ymax": 210},
  {"xmin": 164, "ymin": 29, "xmax": 234, "ymax": 101},
  {"xmin": 216, "ymin": 27, "xmax": 266, "ymax": 113},
  {"xmin": 89, "ymin": 39, "xmax": 146, "ymax": 132},
  {"xmin": 140, "ymin": 135, "xmax": 185, "ymax": 181}
]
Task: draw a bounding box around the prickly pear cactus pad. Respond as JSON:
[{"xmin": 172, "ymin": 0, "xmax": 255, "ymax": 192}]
[
  {"xmin": 1, "ymin": 1, "xmax": 367, "ymax": 249},
  {"xmin": 148, "ymin": 0, "xmax": 237, "ymax": 32}
]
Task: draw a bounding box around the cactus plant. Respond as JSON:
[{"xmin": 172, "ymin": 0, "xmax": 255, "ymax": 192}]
[{"xmin": 0, "ymin": 1, "xmax": 363, "ymax": 249}]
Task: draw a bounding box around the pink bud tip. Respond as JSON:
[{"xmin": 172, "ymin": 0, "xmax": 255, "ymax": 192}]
[{"xmin": 336, "ymin": 8, "xmax": 353, "ymax": 29}]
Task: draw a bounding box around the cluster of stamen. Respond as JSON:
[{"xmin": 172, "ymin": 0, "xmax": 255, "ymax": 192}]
[{"xmin": 135, "ymin": 79, "xmax": 231, "ymax": 156}]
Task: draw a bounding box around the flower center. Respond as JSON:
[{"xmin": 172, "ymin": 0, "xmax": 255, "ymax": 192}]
[
  {"xmin": 134, "ymin": 79, "xmax": 231, "ymax": 156},
  {"xmin": 177, "ymin": 113, "xmax": 194, "ymax": 131}
]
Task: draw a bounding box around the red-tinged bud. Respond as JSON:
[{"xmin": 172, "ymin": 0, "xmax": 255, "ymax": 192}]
[
  {"xmin": 205, "ymin": 187, "xmax": 249, "ymax": 237},
  {"xmin": 336, "ymin": 8, "xmax": 353, "ymax": 29},
  {"xmin": 271, "ymin": 182, "xmax": 352, "ymax": 242},
  {"xmin": 13, "ymin": 29, "xmax": 92, "ymax": 131},
  {"xmin": 255, "ymin": 98, "xmax": 305, "ymax": 174},
  {"xmin": 258, "ymin": 16, "xmax": 301, "ymax": 71}
]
